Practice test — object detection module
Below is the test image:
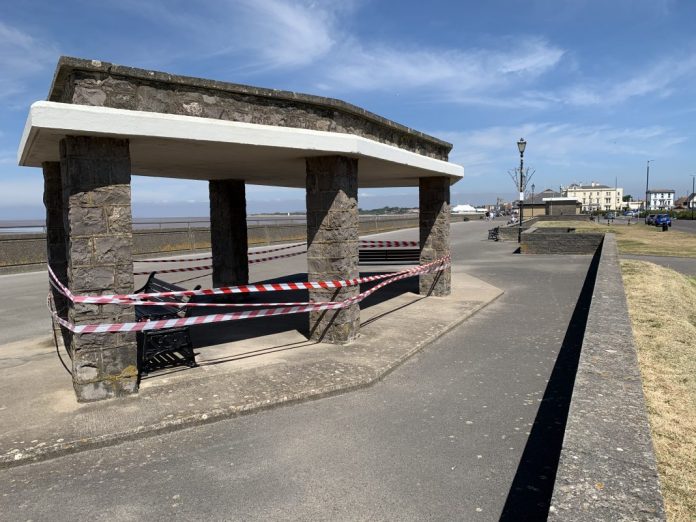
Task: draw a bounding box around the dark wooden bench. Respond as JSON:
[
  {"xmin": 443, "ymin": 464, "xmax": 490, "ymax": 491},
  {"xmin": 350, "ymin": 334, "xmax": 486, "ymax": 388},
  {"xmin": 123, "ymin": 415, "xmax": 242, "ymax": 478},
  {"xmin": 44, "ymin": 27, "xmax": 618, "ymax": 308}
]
[
  {"xmin": 488, "ymin": 227, "xmax": 500, "ymax": 241},
  {"xmin": 358, "ymin": 248, "xmax": 420, "ymax": 264},
  {"xmin": 134, "ymin": 272, "xmax": 202, "ymax": 375}
]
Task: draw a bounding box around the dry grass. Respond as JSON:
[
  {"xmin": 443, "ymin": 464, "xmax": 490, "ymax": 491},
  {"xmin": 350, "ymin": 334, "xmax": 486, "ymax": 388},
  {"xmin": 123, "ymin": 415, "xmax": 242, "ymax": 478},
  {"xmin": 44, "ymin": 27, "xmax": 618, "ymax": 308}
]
[
  {"xmin": 621, "ymin": 260, "xmax": 696, "ymax": 521},
  {"xmin": 535, "ymin": 221, "xmax": 696, "ymax": 257}
]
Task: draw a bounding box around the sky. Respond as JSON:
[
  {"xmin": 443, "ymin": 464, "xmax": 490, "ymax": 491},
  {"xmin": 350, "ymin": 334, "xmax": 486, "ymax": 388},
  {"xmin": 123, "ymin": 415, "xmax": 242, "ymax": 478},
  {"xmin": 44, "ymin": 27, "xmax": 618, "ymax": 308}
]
[{"xmin": 1, "ymin": 0, "xmax": 696, "ymax": 218}]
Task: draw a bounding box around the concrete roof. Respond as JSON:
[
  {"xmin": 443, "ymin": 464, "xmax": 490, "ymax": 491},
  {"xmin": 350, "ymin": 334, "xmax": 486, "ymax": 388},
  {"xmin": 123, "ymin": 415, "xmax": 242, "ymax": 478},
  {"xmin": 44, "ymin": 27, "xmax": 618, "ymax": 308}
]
[
  {"xmin": 49, "ymin": 56, "xmax": 453, "ymax": 153},
  {"xmin": 18, "ymin": 101, "xmax": 463, "ymax": 188}
]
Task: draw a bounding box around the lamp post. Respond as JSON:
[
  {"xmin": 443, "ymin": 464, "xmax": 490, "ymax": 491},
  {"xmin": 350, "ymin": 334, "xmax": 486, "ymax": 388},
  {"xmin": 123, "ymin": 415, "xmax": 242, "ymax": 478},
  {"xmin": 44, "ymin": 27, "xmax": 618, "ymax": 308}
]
[
  {"xmin": 644, "ymin": 160, "xmax": 652, "ymax": 223},
  {"xmin": 691, "ymin": 174, "xmax": 695, "ymax": 221},
  {"xmin": 517, "ymin": 138, "xmax": 526, "ymax": 243},
  {"xmin": 531, "ymin": 183, "xmax": 536, "ymax": 218}
]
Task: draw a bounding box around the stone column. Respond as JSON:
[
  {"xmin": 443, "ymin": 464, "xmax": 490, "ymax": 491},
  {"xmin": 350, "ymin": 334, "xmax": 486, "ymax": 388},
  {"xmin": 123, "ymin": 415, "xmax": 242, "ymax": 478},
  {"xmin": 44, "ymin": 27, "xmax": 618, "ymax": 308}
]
[
  {"xmin": 43, "ymin": 162, "xmax": 70, "ymax": 349},
  {"xmin": 419, "ymin": 176, "xmax": 451, "ymax": 296},
  {"xmin": 60, "ymin": 136, "xmax": 138, "ymax": 402},
  {"xmin": 306, "ymin": 156, "xmax": 359, "ymax": 343},
  {"xmin": 209, "ymin": 179, "xmax": 248, "ymax": 287}
]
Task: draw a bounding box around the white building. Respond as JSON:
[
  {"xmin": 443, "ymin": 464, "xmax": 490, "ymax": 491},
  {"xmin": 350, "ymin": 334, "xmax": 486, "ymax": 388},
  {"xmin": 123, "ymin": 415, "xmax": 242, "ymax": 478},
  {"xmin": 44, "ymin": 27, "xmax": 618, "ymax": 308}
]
[
  {"xmin": 565, "ymin": 182, "xmax": 624, "ymax": 212},
  {"xmin": 646, "ymin": 189, "xmax": 675, "ymax": 210}
]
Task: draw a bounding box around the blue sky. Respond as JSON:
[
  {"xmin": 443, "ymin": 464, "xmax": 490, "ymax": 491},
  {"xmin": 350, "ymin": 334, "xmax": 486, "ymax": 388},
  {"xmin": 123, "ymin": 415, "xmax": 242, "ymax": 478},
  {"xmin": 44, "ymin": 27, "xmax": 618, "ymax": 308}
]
[{"xmin": 1, "ymin": 0, "xmax": 696, "ymax": 218}]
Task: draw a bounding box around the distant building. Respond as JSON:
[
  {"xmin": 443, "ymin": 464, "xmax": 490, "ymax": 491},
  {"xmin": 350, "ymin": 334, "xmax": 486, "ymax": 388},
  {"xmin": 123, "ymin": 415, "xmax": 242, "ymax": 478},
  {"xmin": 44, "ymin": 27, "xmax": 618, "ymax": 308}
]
[
  {"xmin": 646, "ymin": 189, "xmax": 675, "ymax": 210},
  {"xmin": 452, "ymin": 204, "xmax": 485, "ymax": 214},
  {"xmin": 565, "ymin": 182, "xmax": 623, "ymax": 212},
  {"xmin": 687, "ymin": 193, "xmax": 696, "ymax": 209},
  {"xmin": 522, "ymin": 189, "xmax": 562, "ymax": 217}
]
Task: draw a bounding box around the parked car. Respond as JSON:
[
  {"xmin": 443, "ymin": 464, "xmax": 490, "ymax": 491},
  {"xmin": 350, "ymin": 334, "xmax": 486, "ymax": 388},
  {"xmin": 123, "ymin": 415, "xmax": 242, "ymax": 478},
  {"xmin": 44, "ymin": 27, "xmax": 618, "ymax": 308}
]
[
  {"xmin": 654, "ymin": 214, "xmax": 672, "ymax": 227},
  {"xmin": 646, "ymin": 214, "xmax": 657, "ymax": 225}
]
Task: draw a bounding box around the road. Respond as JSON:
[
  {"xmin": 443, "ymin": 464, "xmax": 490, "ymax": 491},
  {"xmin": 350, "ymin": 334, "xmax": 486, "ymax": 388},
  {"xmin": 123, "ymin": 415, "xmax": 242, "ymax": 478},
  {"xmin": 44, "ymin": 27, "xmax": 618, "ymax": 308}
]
[{"xmin": 0, "ymin": 220, "xmax": 592, "ymax": 521}]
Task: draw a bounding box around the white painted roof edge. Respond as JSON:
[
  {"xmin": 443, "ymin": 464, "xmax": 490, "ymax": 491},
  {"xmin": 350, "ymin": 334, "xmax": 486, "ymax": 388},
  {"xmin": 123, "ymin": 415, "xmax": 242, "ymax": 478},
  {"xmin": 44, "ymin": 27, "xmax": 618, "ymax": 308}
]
[{"xmin": 18, "ymin": 101, "xmax": 463, "ymax": 179}]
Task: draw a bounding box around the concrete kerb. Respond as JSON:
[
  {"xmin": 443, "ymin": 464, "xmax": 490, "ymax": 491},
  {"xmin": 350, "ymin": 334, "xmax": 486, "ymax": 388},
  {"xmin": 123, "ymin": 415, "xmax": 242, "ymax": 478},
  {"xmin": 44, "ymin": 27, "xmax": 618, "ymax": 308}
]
[{"xmin": 0, "ymin": 270, "xmax": 503, "ymax": 470}]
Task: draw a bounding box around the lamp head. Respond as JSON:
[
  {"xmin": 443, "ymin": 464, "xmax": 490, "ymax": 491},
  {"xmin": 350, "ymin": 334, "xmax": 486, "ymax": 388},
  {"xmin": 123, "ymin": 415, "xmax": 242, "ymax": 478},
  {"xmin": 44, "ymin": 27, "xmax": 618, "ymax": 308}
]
[{"xmin": 517, "ymin": 138, "xmax": 526, "ymax": 154}]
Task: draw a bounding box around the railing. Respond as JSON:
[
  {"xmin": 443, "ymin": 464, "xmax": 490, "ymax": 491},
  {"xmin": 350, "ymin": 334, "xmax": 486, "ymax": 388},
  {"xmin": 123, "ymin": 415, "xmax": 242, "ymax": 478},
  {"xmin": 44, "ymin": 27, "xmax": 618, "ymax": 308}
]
[{"xmin": 0, "ymin": 214, "xmax": 424, "ymax": 235}]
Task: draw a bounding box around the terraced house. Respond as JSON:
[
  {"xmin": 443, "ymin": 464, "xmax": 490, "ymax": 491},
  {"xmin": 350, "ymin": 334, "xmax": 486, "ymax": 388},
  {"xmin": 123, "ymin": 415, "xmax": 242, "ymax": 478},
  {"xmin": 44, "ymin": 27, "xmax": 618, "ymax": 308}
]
[
  {"xmin": 565, "ymin": 182, "xmax": 624, "ymax": 212},
  {"xmin": 646, "ymin": 189, "xmax": 675, "ymax": 210}
]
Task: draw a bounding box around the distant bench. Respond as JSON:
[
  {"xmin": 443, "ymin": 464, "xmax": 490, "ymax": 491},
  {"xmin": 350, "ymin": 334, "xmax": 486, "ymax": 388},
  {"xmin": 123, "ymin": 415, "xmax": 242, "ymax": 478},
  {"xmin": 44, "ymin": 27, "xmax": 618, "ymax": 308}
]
[{"xmin": 135, "ymin": 272, "xmax": 201, "ymax": 374}]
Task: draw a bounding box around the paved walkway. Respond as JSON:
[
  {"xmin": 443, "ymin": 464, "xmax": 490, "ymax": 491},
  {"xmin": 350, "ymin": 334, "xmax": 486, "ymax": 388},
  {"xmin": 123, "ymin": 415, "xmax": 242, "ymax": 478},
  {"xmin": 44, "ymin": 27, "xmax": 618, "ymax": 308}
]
[
  {"xmin": 0, "ymin": 221, "xmax": 593, "ymax": 521},
  {"xmin": 620, "ymin": 253, "xmax": 696, "ymax": 276}
]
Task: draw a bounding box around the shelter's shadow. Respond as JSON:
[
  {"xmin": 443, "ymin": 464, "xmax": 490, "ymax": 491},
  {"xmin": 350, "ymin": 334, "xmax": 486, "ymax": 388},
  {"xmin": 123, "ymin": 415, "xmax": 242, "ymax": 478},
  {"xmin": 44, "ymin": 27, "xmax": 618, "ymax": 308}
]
[{"xmin": 188, "ymin": 271, "xmax": 419, "ymax": 350}]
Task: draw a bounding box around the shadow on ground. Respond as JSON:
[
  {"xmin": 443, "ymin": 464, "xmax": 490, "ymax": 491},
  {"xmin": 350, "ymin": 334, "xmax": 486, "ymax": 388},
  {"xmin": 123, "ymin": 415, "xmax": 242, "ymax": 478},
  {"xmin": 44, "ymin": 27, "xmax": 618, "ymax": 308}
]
[{"xmin": 499, "ymin": 245, "xmax": 601, "ymax": 520}]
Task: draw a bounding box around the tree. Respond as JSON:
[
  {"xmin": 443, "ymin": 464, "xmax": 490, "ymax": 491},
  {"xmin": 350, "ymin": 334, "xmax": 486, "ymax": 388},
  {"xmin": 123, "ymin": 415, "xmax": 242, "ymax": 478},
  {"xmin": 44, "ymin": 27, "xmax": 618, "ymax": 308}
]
[{"xmin": 622, "ymin": 195, "xmax": 632, "ymax": 202}]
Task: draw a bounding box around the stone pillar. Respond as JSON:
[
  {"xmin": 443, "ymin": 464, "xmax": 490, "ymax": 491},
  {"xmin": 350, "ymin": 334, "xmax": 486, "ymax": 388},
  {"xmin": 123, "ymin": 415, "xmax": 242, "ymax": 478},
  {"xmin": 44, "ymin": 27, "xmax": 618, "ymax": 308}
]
[
  {"xmin": 419, "ymin": 177, "xmax": 451, "ymax": 296},
  {"xmin": 306, "ymin": 156, "xmax": 359, "ymax": 343},
  {"xmin": 43, "ymin": 162, "xmax": 70, "ymax": 349},
  {"xmin": 60, "ymin": 136, "xmax": 138, "ymax": 402},
  {"xmin": 209, "ymin": 179, "xmax": 248, "ymax": 287}
]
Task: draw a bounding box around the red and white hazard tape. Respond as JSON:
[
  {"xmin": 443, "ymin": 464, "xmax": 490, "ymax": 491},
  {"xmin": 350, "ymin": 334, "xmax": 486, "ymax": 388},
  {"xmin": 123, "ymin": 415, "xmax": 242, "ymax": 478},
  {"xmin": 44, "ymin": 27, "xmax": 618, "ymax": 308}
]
[
  {"xmin": 133, "ymin": 249, "xmax": 307, "ymax": 275},
  {"xmin": 358, "ymin": 240, "xmax": 418, "ymax": 248},
  {"xmin": 136, "ymin": 242, "xmax": 308, "ymax": 263},
  {"xmin": 48, "ymin": 257, "xmax": 446, "ymax": 305},
  {"xmin": 48, "ymin": 257, "xmax": 449, "ymax": 334}
]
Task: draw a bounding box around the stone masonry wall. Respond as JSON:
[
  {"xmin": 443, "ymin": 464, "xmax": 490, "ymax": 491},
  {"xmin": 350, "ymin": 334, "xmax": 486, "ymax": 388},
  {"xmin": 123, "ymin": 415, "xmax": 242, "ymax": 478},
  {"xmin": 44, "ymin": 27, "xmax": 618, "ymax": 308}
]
[
  {"xmin": 53, "ymin": 61, "xmax": 449, "ymax": 160},
  {"xmin": 209, "ymin": 179, "xmax": 248, "ymax": 287},
  {"xmin": 43, "ymin": 162, "xmax": 70, "ymax": 347},
  {"xmin": 419, "ymin": 177, "xmax": 451, "ymax": 295},
  {"xmin": 521, "ymin": 230, "xmax": 604, "ymax": 254},
  {"xmin": 60, "ymin": 136, "xmax": 138, "ymax": 401},
  {"xmin": 306, "ymin": 156, "xmax": 360, "ymax": 343}
]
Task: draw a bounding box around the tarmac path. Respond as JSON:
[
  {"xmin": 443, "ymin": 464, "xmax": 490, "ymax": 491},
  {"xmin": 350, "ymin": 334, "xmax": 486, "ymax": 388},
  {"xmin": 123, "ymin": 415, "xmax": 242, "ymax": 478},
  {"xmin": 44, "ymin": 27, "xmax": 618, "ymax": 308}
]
[{"xmin": 0, "ymin": 220, "xmax": 592, "ymax": 521}]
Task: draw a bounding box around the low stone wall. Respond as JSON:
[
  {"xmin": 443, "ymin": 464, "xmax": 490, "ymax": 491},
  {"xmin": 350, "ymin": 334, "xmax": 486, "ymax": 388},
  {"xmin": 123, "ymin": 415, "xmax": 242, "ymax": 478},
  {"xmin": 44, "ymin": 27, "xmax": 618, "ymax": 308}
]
[
  {"xmin": 521, "ymin": 228, "xmax": 604, "ymax": 254},
  {"xmin": 549, "ymin": 234, "xmax": 665, "ymax": 520},
  {"xmin": 535, "ymin": 214, "xmax": 591, "ymax": 222},
  {"xmin": 495, "ymin": 218, "xmax": 539, "ymax": 241},
  {"xmin": 0, "ymin": 216, "xmax": 429, "ymax": 274}
]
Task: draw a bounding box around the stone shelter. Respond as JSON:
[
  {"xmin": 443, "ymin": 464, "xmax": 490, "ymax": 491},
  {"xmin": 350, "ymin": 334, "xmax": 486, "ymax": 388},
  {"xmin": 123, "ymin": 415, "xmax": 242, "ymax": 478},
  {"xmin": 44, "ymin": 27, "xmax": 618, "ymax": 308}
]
[{"xmin": 18, "ymin": 57, "xmax": 463, "ymax": 402}]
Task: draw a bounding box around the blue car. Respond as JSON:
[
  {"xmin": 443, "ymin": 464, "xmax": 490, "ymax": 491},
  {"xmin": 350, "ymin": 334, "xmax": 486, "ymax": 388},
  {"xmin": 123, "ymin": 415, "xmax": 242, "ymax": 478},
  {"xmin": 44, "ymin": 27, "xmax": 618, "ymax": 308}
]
[{"xmin": 654, "ymin": 214, "xmax": 672, "ymax": 227}]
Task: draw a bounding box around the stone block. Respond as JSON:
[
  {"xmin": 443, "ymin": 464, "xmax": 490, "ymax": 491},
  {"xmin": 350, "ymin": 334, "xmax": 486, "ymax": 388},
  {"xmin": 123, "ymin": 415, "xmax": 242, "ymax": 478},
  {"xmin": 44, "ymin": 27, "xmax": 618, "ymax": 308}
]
[
  {"xmin": 93, "ymin": 235, "xmax": 131, "ymax": 264},
  {"xmin": 67, "ymin": 206, "xmax": 107, "ymax": 236},
  {"xmin": 70, "ymin": 266, "xmax": 115, "ymax": 293}
]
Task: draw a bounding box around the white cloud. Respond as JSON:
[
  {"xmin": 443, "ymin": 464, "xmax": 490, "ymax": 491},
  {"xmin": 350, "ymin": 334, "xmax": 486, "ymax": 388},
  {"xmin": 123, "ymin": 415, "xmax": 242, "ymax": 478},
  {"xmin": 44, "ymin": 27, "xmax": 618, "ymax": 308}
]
[
  {"xmin": 0, "ymin": 21, "xmax": 56, "ymax": 99},
  {"xmin": 551, "ymin": 54, "xmax": 696, "ymax": 106},
  {"xmin": 324, "ymin": 37, "xmax": 565, "ymax": 99},
  {"xmin": 229, "ymin": 0, "xmax": 341, "ymax": 69},
  {"xmin": 439, "ymin": 122, "xmax": 686, "ymax": 176}
]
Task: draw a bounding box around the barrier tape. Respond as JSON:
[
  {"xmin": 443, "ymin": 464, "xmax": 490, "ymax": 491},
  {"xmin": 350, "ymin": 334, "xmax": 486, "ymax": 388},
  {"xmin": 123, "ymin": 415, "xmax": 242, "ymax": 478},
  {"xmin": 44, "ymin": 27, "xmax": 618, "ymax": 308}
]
[
  {"xmin": 358, "ymin": 240, "xmax": 418, "ymax": 247},
  {"xmin": 133, "ymin": 240, "xmax": 417, "ymax": 265},
  {"xmin": 48, "ymin": 257, "xmax": 447, "ymax": 305},
  {"xmin": 132, "ymin": 249, "xmax": 307, "ymax": 275},
  {"xmin": 136, "ymin": 242, "xmax": 308, "ymax": 263},
  {"xmin": 47, "ymin": 258, "xmax": 449, "ymax": 334}
]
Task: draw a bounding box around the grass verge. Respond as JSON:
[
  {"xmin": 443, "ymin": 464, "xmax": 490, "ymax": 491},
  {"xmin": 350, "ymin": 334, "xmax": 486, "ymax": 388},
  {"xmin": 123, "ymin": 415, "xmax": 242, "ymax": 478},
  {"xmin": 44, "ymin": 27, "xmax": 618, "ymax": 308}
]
[
  {"xmin": 534, "ymin": 221, "xmax": 696, "ymax": 257},
  {"xmin": 621, "ymin": 260, "xmax": 696, "ymax": 521}
]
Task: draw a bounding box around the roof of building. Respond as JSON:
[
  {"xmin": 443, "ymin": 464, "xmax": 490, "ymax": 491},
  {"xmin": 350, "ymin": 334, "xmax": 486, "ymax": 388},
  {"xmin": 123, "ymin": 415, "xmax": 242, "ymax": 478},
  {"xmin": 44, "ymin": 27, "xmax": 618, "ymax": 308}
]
[
  {"xmin": 524, "ymin": 189, "xmax": 561, "ymax": 204},
  {"xmin": 48, "ymin": 56, "xmax": 452, "ymax": 151},
  {"xmin": 647, "ymin": 189, "xmax": 675, "ymax": 193},
  {"xmin": 19, "ymin": 102, "xmax": 463, "ymax": 188},
  {"xmin": 567, "ymin": 184, "xmax": 614, "ymax": 190}
]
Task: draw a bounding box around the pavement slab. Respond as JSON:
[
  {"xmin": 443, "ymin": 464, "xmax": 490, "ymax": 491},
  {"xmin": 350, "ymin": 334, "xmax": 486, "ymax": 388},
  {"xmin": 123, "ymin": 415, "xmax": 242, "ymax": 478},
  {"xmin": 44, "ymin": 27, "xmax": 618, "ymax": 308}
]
[{"xmin": 0, "ymin": 267, "xmax": 501, "ymax": 469}]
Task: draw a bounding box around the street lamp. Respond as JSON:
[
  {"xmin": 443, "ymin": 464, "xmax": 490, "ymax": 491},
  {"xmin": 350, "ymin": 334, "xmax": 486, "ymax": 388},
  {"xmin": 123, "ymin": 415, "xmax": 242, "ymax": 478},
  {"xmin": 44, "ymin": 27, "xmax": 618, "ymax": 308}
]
[
  {"xmin": 517, "ymin": 138, "xmax": 526, "ymax": 243},
  {"xmin": 531, "ymin": 183, "xmax": 536, "ymax": 217},
  {"xmin": 691, "ymin": 174, "xmax": 695, "ymax": 221},
  {"xmin": 644, "ymin": 160, "xmax": 652, "ymax": 223}
]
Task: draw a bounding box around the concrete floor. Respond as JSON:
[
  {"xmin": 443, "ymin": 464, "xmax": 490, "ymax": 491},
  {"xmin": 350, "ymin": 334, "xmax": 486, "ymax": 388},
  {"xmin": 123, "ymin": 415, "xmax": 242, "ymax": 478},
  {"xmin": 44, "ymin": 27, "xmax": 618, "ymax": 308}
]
[{"xmin": 0, "ymin": 220, "xmax": 593, "ymax": 521}]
